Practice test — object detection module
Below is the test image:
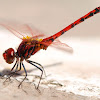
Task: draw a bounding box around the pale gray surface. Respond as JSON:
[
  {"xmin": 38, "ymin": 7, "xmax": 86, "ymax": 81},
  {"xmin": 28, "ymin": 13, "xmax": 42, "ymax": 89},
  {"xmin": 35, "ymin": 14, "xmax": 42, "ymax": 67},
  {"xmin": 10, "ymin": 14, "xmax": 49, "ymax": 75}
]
[{"xmin": 0, "ymin": 0, "xmax": 100, "ymax": 100}]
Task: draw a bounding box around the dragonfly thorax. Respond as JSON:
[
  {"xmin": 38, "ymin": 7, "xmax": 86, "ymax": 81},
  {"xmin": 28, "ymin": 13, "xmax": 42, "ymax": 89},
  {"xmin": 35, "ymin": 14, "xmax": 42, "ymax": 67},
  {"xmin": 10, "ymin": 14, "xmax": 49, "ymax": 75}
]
[{"xmin": 16, "ymin": 39, "xmax": 48, "ymax": 60}]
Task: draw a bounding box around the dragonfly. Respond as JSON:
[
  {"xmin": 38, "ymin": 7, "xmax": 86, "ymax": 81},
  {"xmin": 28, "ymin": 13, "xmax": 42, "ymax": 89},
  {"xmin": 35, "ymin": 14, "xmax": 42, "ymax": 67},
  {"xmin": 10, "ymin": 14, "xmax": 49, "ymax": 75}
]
[{"xmin": 1, "ymin": 7, "xmax": 100, "ymax": 89}]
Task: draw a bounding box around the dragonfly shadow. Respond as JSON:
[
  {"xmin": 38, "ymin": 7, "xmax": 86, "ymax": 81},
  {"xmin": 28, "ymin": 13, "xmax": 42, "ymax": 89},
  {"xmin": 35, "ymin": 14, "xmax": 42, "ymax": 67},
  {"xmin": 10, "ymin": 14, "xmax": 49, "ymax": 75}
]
[
  {"xmin": 0, "ymin": 62, "xmax": 62, "ymax": 77},
  {"xmin": 54, "ymin": 47, "xmax": 73, "ymax": 54}
]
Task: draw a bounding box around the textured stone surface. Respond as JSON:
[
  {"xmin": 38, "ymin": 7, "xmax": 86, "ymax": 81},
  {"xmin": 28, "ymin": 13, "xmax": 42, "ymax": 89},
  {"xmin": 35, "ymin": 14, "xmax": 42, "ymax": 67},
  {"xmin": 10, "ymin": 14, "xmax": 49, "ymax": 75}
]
[{"xmin": 0, "ymin": 0, "xmax": 100, "ymax": 100}]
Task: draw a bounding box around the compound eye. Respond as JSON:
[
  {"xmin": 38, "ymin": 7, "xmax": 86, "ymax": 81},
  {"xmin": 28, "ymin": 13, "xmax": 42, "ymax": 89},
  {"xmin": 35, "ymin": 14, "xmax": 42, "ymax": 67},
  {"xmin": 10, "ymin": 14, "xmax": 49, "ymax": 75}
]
[{"xmin": 3, "ymin": 48, "xmax": 15, "ymax": 64}]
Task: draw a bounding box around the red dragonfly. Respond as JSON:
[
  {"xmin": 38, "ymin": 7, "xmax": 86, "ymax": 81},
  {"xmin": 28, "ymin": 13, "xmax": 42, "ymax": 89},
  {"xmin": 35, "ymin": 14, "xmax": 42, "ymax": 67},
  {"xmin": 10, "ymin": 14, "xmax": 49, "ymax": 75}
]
[{"xmin": 1, "ymin": 7, "xmax": 100, "ymax": 89}]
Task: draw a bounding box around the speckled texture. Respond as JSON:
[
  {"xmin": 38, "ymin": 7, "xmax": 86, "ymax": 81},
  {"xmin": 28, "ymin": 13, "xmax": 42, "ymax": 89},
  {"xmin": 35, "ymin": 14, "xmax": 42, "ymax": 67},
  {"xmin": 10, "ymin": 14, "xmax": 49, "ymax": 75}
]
[{"xmin": 0, "ymin": 0, "xmax": 100, "ymax": 100}]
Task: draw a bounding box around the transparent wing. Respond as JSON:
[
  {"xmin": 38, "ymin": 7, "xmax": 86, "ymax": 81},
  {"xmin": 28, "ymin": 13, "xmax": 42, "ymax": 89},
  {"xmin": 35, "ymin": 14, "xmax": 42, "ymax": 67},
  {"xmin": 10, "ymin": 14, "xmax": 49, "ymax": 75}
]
[
  {"xmin": 51, "ymin": 39, "xmax": 73, "ymax": 52},
  {"xmin": 40, "ymin": 38, "xmax": 73, "ymax": 52},
  {"xmin": 0, "ymin": 21, "xmax": 72, "ymax": 52},
  {"xmin": 0, "ymin": 22, "xmax": 45, "ymax": 39}
]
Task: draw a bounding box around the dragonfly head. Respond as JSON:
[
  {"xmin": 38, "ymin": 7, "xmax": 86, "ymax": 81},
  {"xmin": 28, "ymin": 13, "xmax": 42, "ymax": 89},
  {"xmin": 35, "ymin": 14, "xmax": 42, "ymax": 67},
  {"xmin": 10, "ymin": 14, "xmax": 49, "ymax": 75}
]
[{"xmin": 3, "ymin": 48, "xmax": 15, "ymax": 64}]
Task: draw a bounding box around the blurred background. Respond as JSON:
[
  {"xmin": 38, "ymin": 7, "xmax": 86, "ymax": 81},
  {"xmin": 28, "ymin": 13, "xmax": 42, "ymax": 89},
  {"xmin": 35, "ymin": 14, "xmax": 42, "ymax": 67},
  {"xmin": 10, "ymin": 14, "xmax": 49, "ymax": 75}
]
[{"xmin": 0, "ymin": 0, "xmax": 100, "ymax": 88}]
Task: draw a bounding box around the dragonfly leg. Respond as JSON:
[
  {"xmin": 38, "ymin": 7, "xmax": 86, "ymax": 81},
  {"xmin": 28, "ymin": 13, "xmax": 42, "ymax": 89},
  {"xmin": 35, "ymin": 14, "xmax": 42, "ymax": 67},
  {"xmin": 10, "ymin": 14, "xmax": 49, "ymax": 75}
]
[
  {"xmin": 1, "ymin": 60, "xmax": 17, "ymax": 79},
  {"xmin": 10, "ymin": 60, "xmax": 22, "ymax": 75},
  {"xmin": 11, "ymin": 60, "xmax": 18, "ymax": 71},
  {"xmin": 3, "ymin": 60, "xmax": 19, "ymax": 84},
  {"xmin": 27, "ymin": 59, "xmax": 46, "ymax": 77},
  {"xmin": 26, "ymin": 60, "xmax": 43, "ymax": 90},
  {"xmin": 18, "ymin": 62, "xmax": 27, "ymax": 88},
  {"xmin": 17, "ymin": 61, "xmax": 22, "ymax": 71},
  {"xmin": 8, "ymin": 61, "xmax": 19, "ymax": 76}
]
